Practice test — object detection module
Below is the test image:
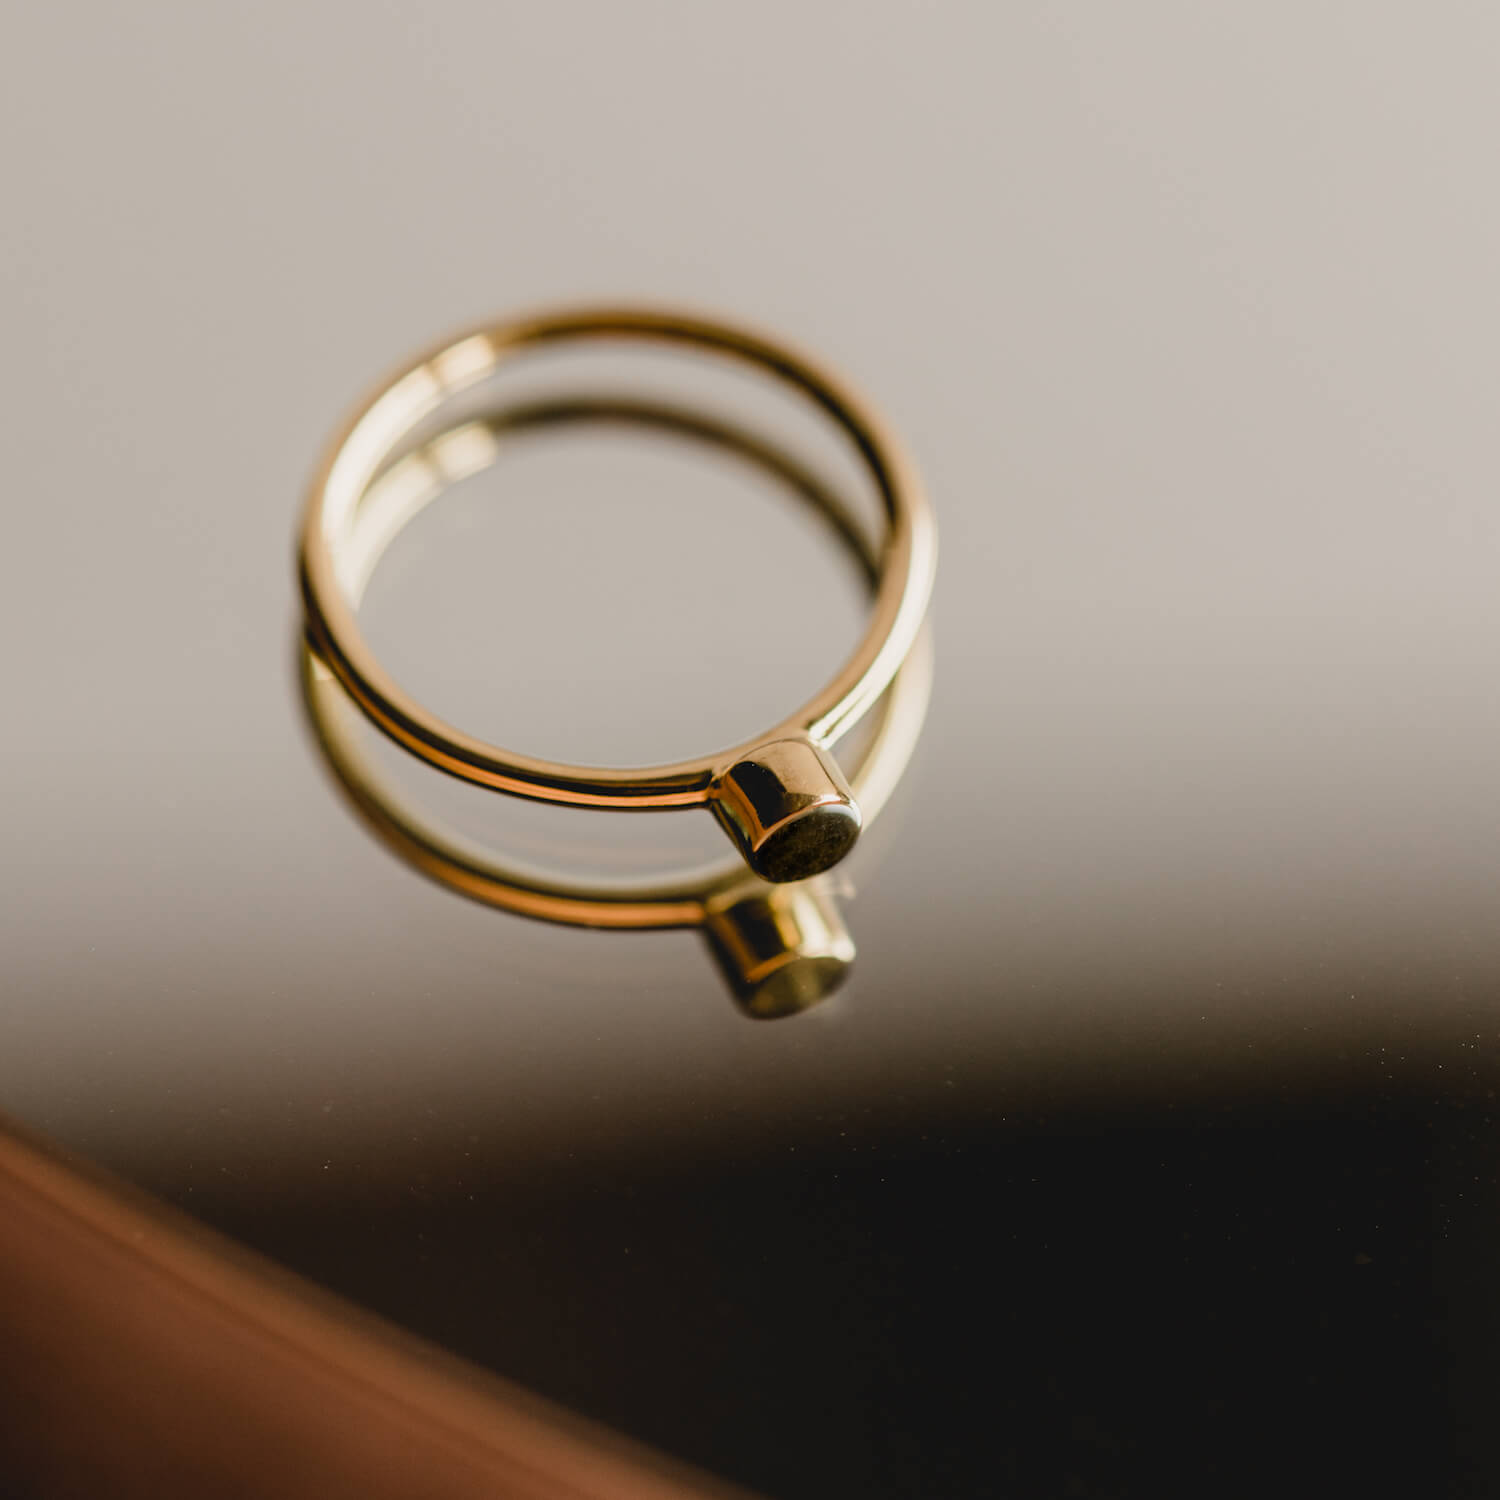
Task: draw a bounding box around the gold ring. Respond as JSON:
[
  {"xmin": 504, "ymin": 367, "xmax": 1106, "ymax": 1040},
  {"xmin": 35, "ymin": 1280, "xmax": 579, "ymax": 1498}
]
[
  {"xmin": 297, "ymin": 305, "xmax": 937, "ymax": 883},
  {"xmin": 301, "ymin": 393, "xmax": 932, "ymax": 1017}
]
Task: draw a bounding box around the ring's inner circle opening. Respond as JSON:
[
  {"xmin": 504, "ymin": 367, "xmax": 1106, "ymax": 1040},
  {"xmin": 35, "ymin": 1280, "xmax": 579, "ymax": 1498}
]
[{"xmin": 353, "ymin": 401, "xmax": 871, "ymax": 772}]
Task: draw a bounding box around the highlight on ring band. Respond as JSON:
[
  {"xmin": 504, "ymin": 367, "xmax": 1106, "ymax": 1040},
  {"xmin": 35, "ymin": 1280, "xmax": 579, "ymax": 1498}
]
[{"xmin": 296, "ymin": 308, "xmax": 936, "ymax": 1014}]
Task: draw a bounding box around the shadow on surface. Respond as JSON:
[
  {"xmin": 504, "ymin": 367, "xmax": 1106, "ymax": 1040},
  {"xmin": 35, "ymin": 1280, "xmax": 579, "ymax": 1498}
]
[{"xmin": 180, "ymin": 1087, "xmax": 1487, "ymax": 1500}]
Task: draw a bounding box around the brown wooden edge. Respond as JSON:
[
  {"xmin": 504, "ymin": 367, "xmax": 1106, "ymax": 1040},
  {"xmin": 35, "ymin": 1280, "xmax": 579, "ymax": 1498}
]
[{"xmin": 0, "ymin": 1115, "xmax": 757, "ymax": 1500}]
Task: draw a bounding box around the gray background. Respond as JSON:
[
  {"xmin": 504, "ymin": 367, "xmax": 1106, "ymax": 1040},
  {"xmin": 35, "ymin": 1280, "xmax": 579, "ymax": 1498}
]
[{"xmin": 2, "ymin": 6, "xmax": 1497, "ymax": 1496}]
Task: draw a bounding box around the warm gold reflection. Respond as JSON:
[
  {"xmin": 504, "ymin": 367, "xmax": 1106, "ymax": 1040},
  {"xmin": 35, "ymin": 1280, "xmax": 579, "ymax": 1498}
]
[{"xmin": 299, "ymin": 396, "xmax": 932, "ymax": 1018}]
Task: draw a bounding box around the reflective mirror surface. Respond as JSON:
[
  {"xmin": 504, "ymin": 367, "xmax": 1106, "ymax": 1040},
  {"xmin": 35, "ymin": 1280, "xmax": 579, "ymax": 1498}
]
[{"xmin": 3, "ymin": 7, "xmax": 1499, "ymax": 1496}]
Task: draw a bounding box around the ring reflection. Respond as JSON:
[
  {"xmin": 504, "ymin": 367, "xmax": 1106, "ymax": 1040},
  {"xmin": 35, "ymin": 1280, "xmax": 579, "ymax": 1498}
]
[{"xmin": 299, "ymin": 396, "xmax": 931, "ymax": 1017}]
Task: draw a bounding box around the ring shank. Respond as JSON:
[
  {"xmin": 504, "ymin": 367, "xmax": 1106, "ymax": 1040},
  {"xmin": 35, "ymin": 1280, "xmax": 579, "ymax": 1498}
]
[{"xmin": 299, "ymin": 306, "xmax": 937, "ymax": 813}]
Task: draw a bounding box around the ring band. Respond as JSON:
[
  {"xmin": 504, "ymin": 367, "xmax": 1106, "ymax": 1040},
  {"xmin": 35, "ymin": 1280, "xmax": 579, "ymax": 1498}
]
[
  {"xmin": 298, "ymin": 305, "xmax": 937, "ymax": 882},
  {"xmin": 302, "ymin": 393, "xmax": 933, "ymax": 1016}
]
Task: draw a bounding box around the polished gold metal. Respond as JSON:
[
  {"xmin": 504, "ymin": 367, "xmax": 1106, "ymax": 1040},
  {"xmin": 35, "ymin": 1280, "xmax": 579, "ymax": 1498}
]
[
  {"xmin": 298, "ymin": 305, "xmax": 936, "ymax": 883},
  {"xmin": 301, "ymin": 395, "xmax": 933, "ymax": 1018},
  {"xmin": 701, "ymin": 880, "xmax": 856, "ymax": 1020},
  {"xmin": 710, "ymin": 737, "xmax": 860, "ymax": 885}
]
